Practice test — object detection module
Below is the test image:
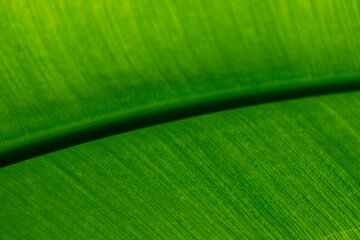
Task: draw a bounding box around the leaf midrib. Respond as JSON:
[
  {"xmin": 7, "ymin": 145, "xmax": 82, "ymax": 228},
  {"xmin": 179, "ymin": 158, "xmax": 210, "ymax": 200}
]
[{"xmin": 2, "ymin": 76, "xmax": 360, "ymax": 168}]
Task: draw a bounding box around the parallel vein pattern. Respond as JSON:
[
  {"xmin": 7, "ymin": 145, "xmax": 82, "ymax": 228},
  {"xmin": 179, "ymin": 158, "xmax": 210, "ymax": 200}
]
[
  {"xmin": 1, "ymin": 91, "xmax": 360, "ymax": 239},
  {"xmin": 2, "ymin": 0, "xmax": 360, "ymax": 161}
]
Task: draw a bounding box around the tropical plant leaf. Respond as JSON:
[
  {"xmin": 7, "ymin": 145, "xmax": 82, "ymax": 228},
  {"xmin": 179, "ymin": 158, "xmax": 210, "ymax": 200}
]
[
  {"xmin": 2, "ymin": 0, "xmax": 360, "ymax": 162},
  {"xmin": 2, "ymin": 91, "xmax": 360, "ymax": 239},
  {"xmin": 2, "ymin": 0, "xmax": 360, "ymax": 239}
]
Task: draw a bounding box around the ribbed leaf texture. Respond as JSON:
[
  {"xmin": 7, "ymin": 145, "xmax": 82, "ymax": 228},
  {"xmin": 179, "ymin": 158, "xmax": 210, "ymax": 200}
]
[{"xmin": 1, "ymin": 0, "xmax": 360, "ymax": 239}]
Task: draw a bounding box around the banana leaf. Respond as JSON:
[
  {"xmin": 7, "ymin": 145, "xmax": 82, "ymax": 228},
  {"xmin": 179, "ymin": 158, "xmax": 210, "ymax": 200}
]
[
  {"xmin": 2, "ymin": 0, "xmax": 360, "ymax": 162},
  {"xmin": 2, "ymin": 92, "xmax": 360, "ymax": 239},
  {"xmin": 1, "ymin": 0, "xmax": 360, "ymax": 239}
]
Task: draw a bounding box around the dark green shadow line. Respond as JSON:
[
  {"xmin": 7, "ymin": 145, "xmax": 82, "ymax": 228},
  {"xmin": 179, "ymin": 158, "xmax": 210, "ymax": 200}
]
[{"xmin": 1, "ymin": 78, "xmax": 360, "ymax": 168}]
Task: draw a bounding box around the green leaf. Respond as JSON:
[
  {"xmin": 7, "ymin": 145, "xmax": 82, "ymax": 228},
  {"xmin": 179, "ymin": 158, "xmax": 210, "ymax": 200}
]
[
  {"xmin": 2, "ymin": 0, "xmax": 360, "ymax": 239},
  {"xmin": 1, "ymin": 0, "xmax": 360, "ymax": 161},
  {"xmin": 2, "ymin": 92, "xmax": 360, "ymax": 239}
]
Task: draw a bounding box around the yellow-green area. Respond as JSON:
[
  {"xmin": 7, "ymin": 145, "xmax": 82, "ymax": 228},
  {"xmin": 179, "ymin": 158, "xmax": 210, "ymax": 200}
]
[
  {"xmin": 1, "ymin": 0, "xmax": 360, "ymax": 157},
  {"xmin": 1, "ymin": 91, "xmax": 360, "ymax": 239},
  {"xmin": 2, "ymin": 0, "xmax": 360, "ymax": 239}
]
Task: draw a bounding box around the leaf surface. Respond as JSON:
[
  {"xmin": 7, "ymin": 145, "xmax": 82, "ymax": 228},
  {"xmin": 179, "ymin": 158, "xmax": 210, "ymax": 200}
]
[
  {"xmin": 1, "ymin": 91, "xmax": 360, "ymax": 239},
  {"xmin": 2, "ymin": 0, "xmax": 360, "ymax": 159}
]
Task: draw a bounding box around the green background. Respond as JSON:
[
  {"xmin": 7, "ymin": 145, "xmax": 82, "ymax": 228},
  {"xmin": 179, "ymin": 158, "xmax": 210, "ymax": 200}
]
[
  {"xmin": 1, "ymin": 0, "xmax": 360, "ymax": 239},
  {"xmin": 2, "ymin": 0, "xmax": 360, "ymax": 156}
]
